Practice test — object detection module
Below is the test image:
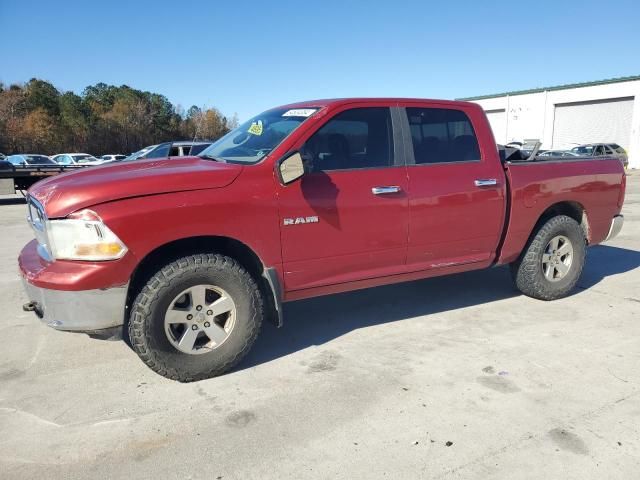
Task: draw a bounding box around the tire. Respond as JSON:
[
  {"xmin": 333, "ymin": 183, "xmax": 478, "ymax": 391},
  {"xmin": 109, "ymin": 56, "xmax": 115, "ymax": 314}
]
[
  {"xmin": 510, "ymin": 215, "xmax": 586, "ymax": 300},
  {"xmin": 128, "ymin": 254, "xmax": 263, "ymax": 382}
]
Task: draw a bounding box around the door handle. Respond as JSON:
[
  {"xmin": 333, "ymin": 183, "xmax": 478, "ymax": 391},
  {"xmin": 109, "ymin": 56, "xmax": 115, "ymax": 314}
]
[
  {"xmin": 474, "ymin": 179, "xmax": 498, "ymax": 187},
  {"xmin": 372, "ymin": 186, "xmax": 401, "ymax": 195}
]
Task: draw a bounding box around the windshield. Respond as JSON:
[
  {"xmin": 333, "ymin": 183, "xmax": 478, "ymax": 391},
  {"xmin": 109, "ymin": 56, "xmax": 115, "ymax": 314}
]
[
  {"xmin": 198, "ymin": 107, "xmax": 318, "ymax": 164},
  {"xmin": 122, "ymin": 145, "xmax": 156, "ymax": 161}
]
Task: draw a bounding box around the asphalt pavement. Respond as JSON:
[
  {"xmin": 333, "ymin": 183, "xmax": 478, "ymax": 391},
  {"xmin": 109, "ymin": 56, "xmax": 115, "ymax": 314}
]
[{"xmin": 1, "ymin": 173, "xmax": 639, "ymax": 479}]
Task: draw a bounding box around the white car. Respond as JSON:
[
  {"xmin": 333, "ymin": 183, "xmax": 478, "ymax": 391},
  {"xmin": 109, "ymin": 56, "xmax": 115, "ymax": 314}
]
[
  {"xmin": 52, "ymin": 153, "xmax": 101, "ymax": 165},
  {"xmin": 100, "ymin": 154, "xmax": 127, "ymax": 163}
]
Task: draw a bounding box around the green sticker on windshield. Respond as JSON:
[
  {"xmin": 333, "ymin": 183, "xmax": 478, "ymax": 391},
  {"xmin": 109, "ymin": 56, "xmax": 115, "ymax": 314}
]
[{"xmin": 248, "ymin": 120, "xmax": 263, "ymax": 136}]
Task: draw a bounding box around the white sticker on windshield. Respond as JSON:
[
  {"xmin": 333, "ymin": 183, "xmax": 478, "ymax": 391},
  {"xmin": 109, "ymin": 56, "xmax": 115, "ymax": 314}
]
[{"xmin": 282, "ymin": 109, "xmax": 317, "ymax": 117}]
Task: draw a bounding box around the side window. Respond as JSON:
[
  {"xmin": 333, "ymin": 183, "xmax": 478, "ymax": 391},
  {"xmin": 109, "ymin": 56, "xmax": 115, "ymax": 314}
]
[
  {"xmin": 604, "ymin": 145, "xmax": 613, "ymax": 154},
  {"xmin": 405, "ymin": 107, "xmax": 481, "ymax": 164},
  {"xmin": 301, "ymin": 107, "xmax": 393, "ymax": 172},
  {"xmin": 594, "ymin": 145, "xmax": 605, "ymax": 156},
  {"xmin": 190, "ymin": 144, "xmax": 209, "ymax": 155}
]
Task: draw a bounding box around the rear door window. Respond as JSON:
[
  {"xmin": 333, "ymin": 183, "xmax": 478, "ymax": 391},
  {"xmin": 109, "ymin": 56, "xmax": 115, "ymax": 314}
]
[{"xmin": 405, "ymin": 108, "xmax": 481, "ymax": 164}]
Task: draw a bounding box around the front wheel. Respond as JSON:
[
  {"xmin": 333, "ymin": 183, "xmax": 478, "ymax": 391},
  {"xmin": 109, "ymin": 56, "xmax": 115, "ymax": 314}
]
[
  {"xmin": 128, "ymin": 254, "xmax": 263, "ymax": 382},
  {"xmin": 511, "ymin": 215, "xmax": 586, "ymax": 300}
]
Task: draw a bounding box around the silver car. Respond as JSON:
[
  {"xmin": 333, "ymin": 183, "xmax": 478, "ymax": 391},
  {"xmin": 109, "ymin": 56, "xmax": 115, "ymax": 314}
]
[
  {"xmin": 570, "ymin": 144, "xmax": 629, "ymax": 168},
  {"xmin": 538, "ymin": 150, "xmax": 581, "ymax": 158},
  {"xmin": 6, "ymin": 154, "xmax": 58, "ymax": 166},
  {"xmin": 52, "ymin": 153, "xmax": 101, "ymax": 165}
]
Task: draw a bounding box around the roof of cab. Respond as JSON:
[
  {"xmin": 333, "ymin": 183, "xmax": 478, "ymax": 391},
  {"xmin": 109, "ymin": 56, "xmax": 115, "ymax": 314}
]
[{"xmin": 276, "ymin": 97, "xmax": 477, "ymax": 110}]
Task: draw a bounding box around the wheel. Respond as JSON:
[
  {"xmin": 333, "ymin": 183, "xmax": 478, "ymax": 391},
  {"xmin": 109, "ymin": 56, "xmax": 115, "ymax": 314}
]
[
  {"xmin": 128, "ymin": 254, "xmax": 263, "ymax": 382},
  {"xmin": 510, "ymin": 215, "xmax": 586, "ymax": 300}
]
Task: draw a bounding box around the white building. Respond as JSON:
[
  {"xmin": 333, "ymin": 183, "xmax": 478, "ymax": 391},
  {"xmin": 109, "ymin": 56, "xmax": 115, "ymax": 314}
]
[{"xmin": 459, "ymin": 75, "xmax": 640, "ymax": 168}]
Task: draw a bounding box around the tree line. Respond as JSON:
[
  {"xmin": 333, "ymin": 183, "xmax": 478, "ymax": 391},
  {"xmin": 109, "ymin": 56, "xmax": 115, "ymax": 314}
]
[{"xmin": 0, "ymin": 78, "xmax": 238, "ymax": 155}]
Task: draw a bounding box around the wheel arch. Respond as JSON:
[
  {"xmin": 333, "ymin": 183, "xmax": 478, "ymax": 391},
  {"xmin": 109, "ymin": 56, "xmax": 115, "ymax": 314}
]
[
  {"xmin": 126, "ymin": 236, "xmax": 282, "ymax": 327},
  {"xmin": 534, "ymin": 201, "xmax": 590, "ymax": 244}
]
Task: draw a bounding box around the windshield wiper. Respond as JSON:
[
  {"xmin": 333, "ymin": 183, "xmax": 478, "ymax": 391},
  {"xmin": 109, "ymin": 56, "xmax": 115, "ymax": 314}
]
[{"xmin": 199, "ymin": 154, "xmax": 226, "ymax": 163}]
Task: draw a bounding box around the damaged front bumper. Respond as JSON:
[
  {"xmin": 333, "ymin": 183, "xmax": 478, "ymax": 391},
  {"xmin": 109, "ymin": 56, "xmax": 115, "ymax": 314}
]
[
  {"xmin": 19, "ymin": 239, "xmax": 129, "ymax": 333},
  {"xmin": 21, "ymin": 277, "xmax": 128, "ymax": 332}
]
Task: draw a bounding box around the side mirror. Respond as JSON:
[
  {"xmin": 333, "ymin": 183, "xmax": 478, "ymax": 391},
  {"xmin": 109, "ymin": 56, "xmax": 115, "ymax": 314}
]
[{"xmin": 278, "ymin": 152, "xmax": 305, "ymax": 185}]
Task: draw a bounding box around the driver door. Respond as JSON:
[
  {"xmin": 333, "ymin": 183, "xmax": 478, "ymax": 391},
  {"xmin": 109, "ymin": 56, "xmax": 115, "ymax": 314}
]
[{"xmin": 276, "ymin": 105, "xmax": 409, "ymax": 292}]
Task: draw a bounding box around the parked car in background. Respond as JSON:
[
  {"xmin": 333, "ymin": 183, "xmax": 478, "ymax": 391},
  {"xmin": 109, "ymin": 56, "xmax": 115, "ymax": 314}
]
[
  {"xmin": 19, "ymin": 98, "xmax": 626, "ymax": 382},
  {"xmin": 538, "ymin": 150, "xmax": 580, "ymax": 158},
  {"xmin": 121, "ymin": 141, "xmax": 213, "ymax": 162},
  {"xmin": 570, "ymin": 144, "xmax": 628, "ymax": 168},
  {"xmin": 121, "ymin": 145, "xmax": 157, "ymax": 162},
  {"xmin": 52, "ymin": 153, "xmax": 101, "ymax": 165},
  {"xmin": 101, "ymin": 154, "xmax": 127, "ymax": 162},
  {"xmin": 0, "ymin": 158, "xmax": 82, "ymax": 194},
  {"xmin": 6, "ymin": 154, "xmax": 58, "ymax": 166}
]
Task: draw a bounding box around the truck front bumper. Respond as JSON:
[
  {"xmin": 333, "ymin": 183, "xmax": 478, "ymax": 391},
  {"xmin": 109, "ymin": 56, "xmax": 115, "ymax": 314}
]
[
  {"xmin": 21, "ymin": 278, "xmax": 128, "ymax": 332},
  {"xmin": 605, "ymin": 215, "xmax": 624, "ymax": 242},
  {"xmin": 19, "ymin": 240, "xmax": 129, "ymax": 332}
]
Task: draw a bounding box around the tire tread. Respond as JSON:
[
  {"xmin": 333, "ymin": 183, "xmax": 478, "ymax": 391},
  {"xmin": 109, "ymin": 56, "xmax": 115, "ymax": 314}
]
[
  {"xmin": 511, "ymin": 215, "xmax": 585, "ymax": 301},
  {"xmin": 128, "ymin": 253, "xmax": 263, "ymax": 382}
]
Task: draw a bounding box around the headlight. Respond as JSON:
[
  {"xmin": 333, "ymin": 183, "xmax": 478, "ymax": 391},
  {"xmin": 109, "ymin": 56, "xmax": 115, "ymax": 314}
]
[{"xmin": 48, "ymin": 209, "xmax": 128, "ymax": 261}]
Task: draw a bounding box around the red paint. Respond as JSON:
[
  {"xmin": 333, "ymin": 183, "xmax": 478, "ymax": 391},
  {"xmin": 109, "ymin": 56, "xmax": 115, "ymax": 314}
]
[{"xmin": 20, "ymin": 98, "xmax": 625, "ymax": 303}]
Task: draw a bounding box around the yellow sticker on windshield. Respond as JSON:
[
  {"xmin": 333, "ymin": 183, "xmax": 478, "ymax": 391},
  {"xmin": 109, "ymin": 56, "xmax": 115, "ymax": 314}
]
[{"xmin": 248, "ymin": 120, "xmax": 263, "ymax": 136}]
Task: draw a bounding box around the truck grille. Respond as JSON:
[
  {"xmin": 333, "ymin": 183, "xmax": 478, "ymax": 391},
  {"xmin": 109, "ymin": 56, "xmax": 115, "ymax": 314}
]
[{"xmin": 26, "ymin": 195, "xmax": 52, "ymax": 260}]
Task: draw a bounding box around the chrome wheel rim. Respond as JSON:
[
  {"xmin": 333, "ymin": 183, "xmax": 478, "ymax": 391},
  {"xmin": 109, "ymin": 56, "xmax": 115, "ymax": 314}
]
[
  {"xmin": 542, "ymin": 235, "xmax": 573, "ymax": 282},
  {"xmin": 164, "ymin": 284, "xmax": 236, "ymax": 355}
]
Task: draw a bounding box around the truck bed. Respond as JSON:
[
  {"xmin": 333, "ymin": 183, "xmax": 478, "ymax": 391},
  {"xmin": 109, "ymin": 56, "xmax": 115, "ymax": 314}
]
[{"xmin": 498, "ymin": 156, "xmax": 625, "ymax": 264}]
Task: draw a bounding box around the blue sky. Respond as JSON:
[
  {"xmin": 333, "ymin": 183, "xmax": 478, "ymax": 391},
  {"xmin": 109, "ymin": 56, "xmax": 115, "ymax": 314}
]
[{"xmin": 1, "ymin": 0, "xmax": 639, "ymax": 121}]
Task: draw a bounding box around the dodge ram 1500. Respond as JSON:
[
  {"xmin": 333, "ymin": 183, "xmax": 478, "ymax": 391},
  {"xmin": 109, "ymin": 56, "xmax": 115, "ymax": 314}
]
[{"xmin": 19, "ymin": 98, "xmax": 626, "ymax": 381}]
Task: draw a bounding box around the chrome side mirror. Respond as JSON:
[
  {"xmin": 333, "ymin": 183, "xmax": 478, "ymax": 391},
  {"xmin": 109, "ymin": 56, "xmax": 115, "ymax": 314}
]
[{"xmin": 278, "ymin": 152, "xmax": 305, "ymax": 185}]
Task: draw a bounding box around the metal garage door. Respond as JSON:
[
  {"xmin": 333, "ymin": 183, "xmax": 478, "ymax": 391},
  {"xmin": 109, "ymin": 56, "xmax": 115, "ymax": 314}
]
[
  {"xmin": 552, "ymin": 97, "xmax": 634, "ymax": 149},
  {"xmin": 485, "ymin": 109, "xmax": 507, "ymax": 144}
]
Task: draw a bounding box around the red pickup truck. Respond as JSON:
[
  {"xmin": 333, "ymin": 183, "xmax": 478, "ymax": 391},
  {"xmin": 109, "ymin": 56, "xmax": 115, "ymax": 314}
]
[{"xmin": 19, "ymin": 98, "xmax": 626, "ymax": 382}]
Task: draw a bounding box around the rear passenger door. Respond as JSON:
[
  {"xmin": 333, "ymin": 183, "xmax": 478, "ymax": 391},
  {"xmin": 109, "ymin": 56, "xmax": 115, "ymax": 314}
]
[
  {"xmin": 277, "ymin": 105, "xmax": 409, "ymax": 291},
  {"xmin": 400, "ymin": 104, "xmax": 506, "ymax": 270}
]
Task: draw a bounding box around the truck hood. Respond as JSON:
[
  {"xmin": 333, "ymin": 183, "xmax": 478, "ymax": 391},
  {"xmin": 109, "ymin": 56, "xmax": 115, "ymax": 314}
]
[{"xmin": 29, "ymin": 156, "xmax": 243, "ymax": 218}]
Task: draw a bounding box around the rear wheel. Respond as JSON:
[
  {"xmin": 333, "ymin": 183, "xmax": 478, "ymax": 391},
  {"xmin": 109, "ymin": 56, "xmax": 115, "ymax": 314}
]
[
  {"xmin": 128, "ymin": 254, "xmax": 263, "ymax": 382},
  {"xmin": 511, "ymin": 215, "xmax": 586, "ymax": 300}
]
